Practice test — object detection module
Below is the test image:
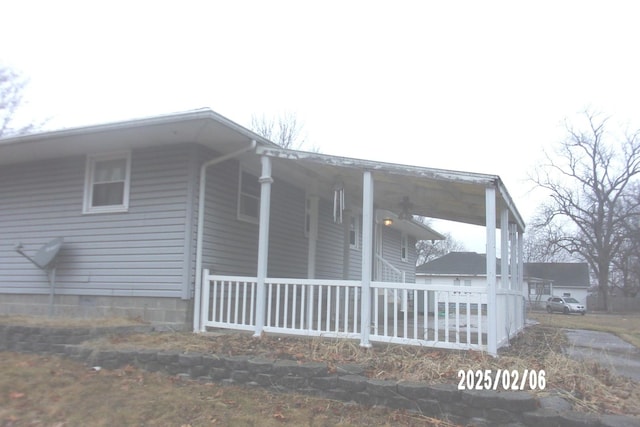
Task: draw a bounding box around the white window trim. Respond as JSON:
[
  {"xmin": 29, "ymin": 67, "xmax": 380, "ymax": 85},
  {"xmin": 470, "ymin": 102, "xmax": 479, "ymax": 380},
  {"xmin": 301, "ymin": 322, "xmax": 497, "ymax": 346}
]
[
  {"xmin": 83, "ymin": 151, "xmax": 131, "ymax": 214},
  {"xmin": 237, "ymin": 167, "xmax": 260, "ymax": 224},
  {"xmin": 400, "ymin": 232, "xmax": 409, "ymax": 262},
  {"xmin": 349, "ymin": 214, "xmax": 360, "ymax": 249}
]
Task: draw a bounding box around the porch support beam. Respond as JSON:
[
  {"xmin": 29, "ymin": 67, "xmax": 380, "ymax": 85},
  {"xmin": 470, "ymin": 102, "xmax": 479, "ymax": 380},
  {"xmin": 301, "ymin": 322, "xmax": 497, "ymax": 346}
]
[
  {"xmin": 360, "ymin": 170, "xmax": 374, "ymax": 348},
  {"xmin": 254, "ymin": 155, "xmax": 273, "ymax": 337},
  {"xmin": 486, "ymin": 186, "xmax": 498, "ymax": 356}
]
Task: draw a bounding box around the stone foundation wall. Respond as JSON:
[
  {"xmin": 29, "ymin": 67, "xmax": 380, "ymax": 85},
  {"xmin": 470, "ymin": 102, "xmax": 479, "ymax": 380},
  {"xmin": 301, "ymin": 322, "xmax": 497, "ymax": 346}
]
[
  {"xmin": 0, "ymin": 324, "xmax": 638, "ymax": 427},
  {"xmin": 0, "ymin": 294, "xmax": 191, "ymax": 328}
]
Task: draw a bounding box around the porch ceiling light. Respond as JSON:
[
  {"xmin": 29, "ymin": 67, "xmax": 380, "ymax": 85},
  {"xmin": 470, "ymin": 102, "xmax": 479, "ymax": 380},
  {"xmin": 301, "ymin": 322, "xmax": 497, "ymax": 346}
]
[{"xmin": 383, "ymin": 217, "xmax": 393, "ymax": 227}]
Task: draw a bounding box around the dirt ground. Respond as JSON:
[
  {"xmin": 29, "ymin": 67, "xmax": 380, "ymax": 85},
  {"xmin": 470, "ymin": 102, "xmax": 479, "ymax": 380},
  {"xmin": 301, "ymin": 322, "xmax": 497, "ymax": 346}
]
[
  {"xmin": 2, "ymin": 313, "xmax": 640, "ymax": 421},
  {"xmin": 0, "ymin": 351, "xmax": 454, "ymax": 427},
  {"xmin": 91, "ymin": 326, "xmax": 639, "ymax": 415}
]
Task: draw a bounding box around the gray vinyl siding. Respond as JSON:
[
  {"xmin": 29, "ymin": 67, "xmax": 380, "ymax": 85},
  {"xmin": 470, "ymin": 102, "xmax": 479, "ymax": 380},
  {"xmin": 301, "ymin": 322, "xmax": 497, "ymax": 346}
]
[
  {"xmin": 200, "ymin": 156, "xmax": 308, "ymax": 278},
  {"xmin": 201, "ymin": 157, "xmax": 257, "ymax": 276},
  {"xmin": 348, "ymin": 214, "xmax": 363, "ymax": 280},
  {"xmin": 407, "ymin": 236, "xmax": 418, "ymax": 282},
  {"xmin": 379, "ymin": 226, "xmax": 417, "ymax": 283},
  {"xmin": 0, "ymin": 145, "xmax": 194, "ymax": 298},
  {"xmin": 268, "ymin": 177, "xmax": 307, "ymax": 278},
  {"xmin": 313, "ymin": 203, "xmax": 420, "ymax": 282},
  {"xmin": 315, "ymin": 199, "xmax": 347, "ymax": 280}
]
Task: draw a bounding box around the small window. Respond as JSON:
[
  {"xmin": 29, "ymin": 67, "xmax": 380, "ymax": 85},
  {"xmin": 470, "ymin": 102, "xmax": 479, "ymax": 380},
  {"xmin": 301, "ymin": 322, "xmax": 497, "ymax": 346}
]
[
  {"xmin": 349, "ymin": 214, "xmax": 360, "ymax": 249},
  {"xmin": 400, "ymin": 232, "xmax": 409, "ymax": 262},
  {"xmin": 563, "ymin": 292, "xmax": 571, "ymax": 297},
  {"xmin": 237, "ymin": 168, "xmax": 260, "ymax": 223},
  {"xmin": 83, "ymin": 152, "xmax": 131, "ymax": 214}
]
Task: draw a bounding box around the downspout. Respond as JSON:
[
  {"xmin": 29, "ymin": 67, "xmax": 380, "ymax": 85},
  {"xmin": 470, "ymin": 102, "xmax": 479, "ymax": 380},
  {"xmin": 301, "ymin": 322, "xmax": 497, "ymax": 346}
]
[{"xmin": 193, "ymin": 140, "xmax": 257, "ymax": 332}]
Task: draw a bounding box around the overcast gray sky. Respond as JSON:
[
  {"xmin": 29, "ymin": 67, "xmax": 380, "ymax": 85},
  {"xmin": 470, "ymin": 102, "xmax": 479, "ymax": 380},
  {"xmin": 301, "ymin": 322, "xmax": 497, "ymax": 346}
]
[{"xmin": 2, "ymin": 1, "xmax": 639, "ymax": 251}]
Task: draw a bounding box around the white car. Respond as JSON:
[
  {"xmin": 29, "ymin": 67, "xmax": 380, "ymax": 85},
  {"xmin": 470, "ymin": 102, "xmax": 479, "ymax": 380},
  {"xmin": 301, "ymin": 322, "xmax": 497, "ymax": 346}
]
[{"xmin": 546, "ymin": 296, "xmax": 586, "ymax": 315}]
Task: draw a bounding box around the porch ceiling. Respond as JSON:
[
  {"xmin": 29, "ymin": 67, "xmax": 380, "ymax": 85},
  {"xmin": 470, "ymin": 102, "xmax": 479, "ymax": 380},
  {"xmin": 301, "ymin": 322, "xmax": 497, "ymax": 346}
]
[{"xmin": 258, "ymin": 146, "xmax": 525, "ymax": 232}]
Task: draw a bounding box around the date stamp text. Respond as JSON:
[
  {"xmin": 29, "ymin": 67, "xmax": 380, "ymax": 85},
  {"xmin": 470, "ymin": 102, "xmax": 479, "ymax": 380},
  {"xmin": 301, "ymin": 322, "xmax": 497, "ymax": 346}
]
[{"xmin": 457, "ymin": 369, "xmax": 546, "ymax": 391}]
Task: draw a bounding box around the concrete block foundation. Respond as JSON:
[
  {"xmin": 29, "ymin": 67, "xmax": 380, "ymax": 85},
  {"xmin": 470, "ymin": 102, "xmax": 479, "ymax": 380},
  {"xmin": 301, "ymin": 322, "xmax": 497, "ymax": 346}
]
[{"xmin": 0, "ymin": 294, "xmax": 191, "ymax": 329}]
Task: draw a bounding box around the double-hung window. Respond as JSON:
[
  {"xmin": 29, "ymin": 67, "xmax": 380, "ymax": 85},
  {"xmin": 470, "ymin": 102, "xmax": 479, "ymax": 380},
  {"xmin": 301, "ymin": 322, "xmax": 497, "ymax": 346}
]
[{"xmin": 83, "ymin": 152, "xmax": 131, "ymax": 214}]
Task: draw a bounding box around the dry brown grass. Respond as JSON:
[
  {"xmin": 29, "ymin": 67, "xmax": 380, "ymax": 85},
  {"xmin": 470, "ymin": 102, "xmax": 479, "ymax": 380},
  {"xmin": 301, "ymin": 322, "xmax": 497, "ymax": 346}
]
[
  {"xmin": 3, "ymin": 314, "xmax": 640, "ymax": 419},
  {"xmin": 0, "ymin": 352, "xmax": 457, "ymax": 427},
  {"xmin": 87, "ymin": 324, "xmax": 640, "ymax": 417}
]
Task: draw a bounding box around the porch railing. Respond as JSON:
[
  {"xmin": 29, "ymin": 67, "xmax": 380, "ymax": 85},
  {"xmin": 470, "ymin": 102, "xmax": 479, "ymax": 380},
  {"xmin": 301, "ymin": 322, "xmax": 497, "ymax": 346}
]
[
  {"xmin": 200, "ymin": 270, "xmax": 490, "ymax": 351},
  {"xmin": 496, "ymin": 289, "xmax": 525, "ymax": 348}
]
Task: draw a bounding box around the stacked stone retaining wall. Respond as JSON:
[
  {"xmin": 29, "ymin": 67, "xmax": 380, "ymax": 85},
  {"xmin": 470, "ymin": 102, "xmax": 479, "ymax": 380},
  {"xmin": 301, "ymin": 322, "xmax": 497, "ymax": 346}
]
[{"xmin": 0, "ymin": 324, "xmax": 638, "ymax": 427}]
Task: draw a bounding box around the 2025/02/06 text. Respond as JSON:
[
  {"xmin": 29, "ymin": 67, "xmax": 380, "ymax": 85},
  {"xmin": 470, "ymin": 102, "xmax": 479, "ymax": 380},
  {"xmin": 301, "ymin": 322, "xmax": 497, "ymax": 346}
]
[{"xmin": 457, "ymin": 369, "xmax": 546, "ymax": 391}]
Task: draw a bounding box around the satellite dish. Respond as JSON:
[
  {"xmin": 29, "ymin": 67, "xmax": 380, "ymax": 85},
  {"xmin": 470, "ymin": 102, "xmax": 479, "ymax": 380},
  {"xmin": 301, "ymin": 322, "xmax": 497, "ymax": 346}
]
[
  {"xmin": 32, "ymin": 237, "xmax": 64, "ymax": 269},
  {"xmin": 15, "ymin": 237, "xmax": 64, "ymax": 317}
]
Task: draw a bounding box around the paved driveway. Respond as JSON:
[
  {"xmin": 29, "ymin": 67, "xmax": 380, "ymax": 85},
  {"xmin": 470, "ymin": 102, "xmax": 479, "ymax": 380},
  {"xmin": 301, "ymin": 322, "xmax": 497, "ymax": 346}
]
[{"xmin": 564, "ymin": 329, "xmax": 640, "ymax": 382}]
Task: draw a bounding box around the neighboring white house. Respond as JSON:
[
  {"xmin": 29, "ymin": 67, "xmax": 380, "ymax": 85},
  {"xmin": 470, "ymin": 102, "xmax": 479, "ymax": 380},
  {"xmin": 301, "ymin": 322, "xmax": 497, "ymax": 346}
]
[
  {"xmin": 524, "ymin": 263, "xmax": 590, "ymax": 308},
  {"xmin": 417, "ymin": 252, "xmax": 590, "ymax": 310},
  {"xmin": 1, "ymin": 109, "xmax": 525, "ymax": 354}
]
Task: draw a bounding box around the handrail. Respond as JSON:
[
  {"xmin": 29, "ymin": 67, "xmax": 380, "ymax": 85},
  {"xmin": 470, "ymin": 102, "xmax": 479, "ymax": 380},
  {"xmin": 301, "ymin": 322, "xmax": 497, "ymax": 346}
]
[{"xmin": 375, "ymin": 254, "xmax": 405, "ymax": 283}]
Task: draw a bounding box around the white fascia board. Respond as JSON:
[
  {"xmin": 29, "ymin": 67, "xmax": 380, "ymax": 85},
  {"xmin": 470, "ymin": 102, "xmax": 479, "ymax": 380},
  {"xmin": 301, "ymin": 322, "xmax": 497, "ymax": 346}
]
[
  {"xmin": 495, "ymin": 177, "xmax": 526, "ymax": 231},
  {"xmin": 256, "ymin": 145, "xmax": 499, "ymax": 186},
  {"xmin": 0, "ymin": 108, "xmax": 276, "ymax": 151},
  {"xmin": 258, "ymin": 145, "xmax": 525, "ymax": 230},
  {"xmin": 0, "ymin": 109, "xmax": 212, "ymax": 146}
]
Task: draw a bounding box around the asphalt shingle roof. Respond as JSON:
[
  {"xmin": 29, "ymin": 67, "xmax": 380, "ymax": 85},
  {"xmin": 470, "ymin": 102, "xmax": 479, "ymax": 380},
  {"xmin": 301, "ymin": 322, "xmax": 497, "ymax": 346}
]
[
  {"xmin": 416, "ymin": 252, "xmax": 501, "ymax": 275},
  {"xmin": 524, "ymin": 262, "xmax": 590, "ymax": 288},
  {"xmin": 416, "ymin": 252, "xmax": 590, "ymax": 288}
]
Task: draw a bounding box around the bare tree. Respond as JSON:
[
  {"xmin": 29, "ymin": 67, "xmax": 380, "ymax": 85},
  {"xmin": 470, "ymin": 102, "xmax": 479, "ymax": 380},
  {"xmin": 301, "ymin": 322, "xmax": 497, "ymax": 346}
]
[
  {"xmin": 522, "ymin": 214, "xmax": 577, "ymax": 263},
  {"xmin": 250, "ymin": 112, "xmax": 307, "ymax": 150},
  {"xmin": 0, "ymin": 65, "xmax": 35, "ymax": 138},
  {"xmin": 415, "ymin": 217, "xmax": 465, "ymax": 266},
  {"xmin": 531, "ymin": 111, "xmax": 640, "ymax": 310},
  {"xmin": 610, "ymin": 184, "xmax": 640, "ymax": 297}
]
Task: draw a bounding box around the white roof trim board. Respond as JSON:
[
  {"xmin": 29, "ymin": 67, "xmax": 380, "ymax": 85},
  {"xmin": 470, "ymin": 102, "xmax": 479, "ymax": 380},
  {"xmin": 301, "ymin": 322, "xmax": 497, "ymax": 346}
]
[
  {"xmin": 256, "ymin": 145, "xmax": 525, "ymax": 231},
  {"xmin": 0, "ymin": 108, "xmax": 525, "ymax": 232}
]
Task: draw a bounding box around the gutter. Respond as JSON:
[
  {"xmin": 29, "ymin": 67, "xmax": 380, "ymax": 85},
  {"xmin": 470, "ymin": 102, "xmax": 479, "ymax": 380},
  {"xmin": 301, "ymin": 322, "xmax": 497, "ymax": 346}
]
[{"xmin": 193, "ymin": 140, "xmax": 257, "ymax": 332}]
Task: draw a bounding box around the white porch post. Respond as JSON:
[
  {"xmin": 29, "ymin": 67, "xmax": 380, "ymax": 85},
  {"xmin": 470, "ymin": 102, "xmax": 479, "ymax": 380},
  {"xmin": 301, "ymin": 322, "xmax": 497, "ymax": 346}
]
[
  {"xmin": 254, "ymin": 156, "xmax": 273, "ymax": 337},
  {"xmin": 518, "ymin": 229, "xmax": 525, "ymax": 326},
  {"xmin": 510, "ymin": 224, "xmax": 518, "ymax": 291},
  {"xmin": 486, "ymin": 186, "xmax": 498, "ymax": 356},
  {"xmin": 518, "ymin": 230, "xmax": 524, "ymax": 290},
  {"xmin": 360, "ymin": 170, "xmax": 374, "ymax": 348},
  {"xmin": 501, "ymin": 208, "xmax": 509, "ymax": 290}
]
